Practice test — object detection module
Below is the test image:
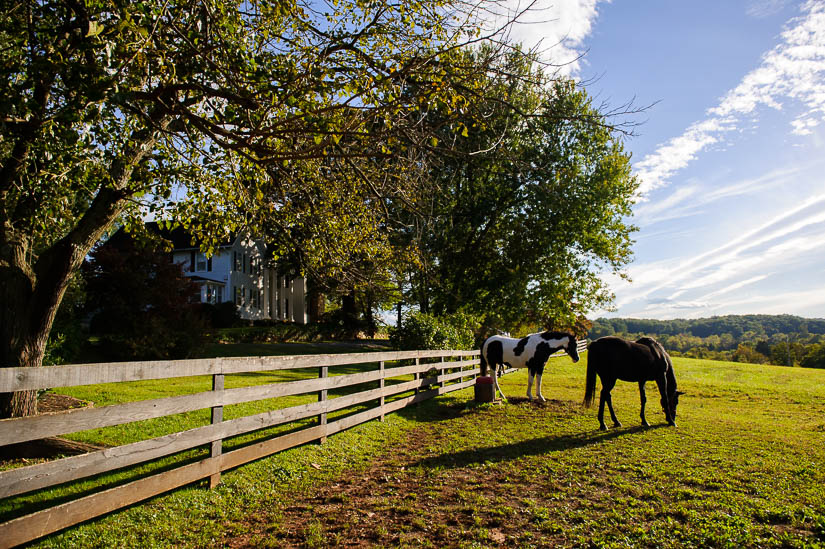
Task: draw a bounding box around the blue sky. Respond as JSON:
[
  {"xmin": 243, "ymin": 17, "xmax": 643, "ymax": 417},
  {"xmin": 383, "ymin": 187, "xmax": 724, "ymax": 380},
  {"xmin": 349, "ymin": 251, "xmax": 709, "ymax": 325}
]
[{"xmin": 499, "ymin": 0, "xmax": 825, "ymax": 320}]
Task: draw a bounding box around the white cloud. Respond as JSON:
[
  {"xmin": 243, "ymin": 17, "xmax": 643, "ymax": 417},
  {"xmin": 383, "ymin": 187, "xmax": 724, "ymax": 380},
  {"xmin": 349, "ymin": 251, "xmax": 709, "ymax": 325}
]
[
  {"xmin": 608, "ymin": 192, "xmax": 825, "ymax": 316},
  {"xmin": 698, "ymin": 274, "xmax": 771, "ymax": 301},
  {"xmin": 713, "ymin": 286, "xmax": 825, "ymax": 316},
  {"xmin": 484, "ymin": 0, "xmax": 609, "ymax": 75},
  {"xmin": 635, "ymin": 1, "xmax": 825, "ymax": 194},
  {"xmin": 747, "ymin": 0, "xmax": 792, "ymax": 19},
  {"xmin": 634, "ymin": 165, "xmax": 813, "ymax": 225}
]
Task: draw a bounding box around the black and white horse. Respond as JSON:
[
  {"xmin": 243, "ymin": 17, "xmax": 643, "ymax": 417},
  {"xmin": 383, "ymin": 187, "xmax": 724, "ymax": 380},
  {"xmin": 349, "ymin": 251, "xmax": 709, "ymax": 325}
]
[
  {"xmin": 583, "ymin": 336, "xmax": 683, "ymax": 430},
  {"xmin": 480, "ymin": 331, "xmax": 580, "ymax": 402}
]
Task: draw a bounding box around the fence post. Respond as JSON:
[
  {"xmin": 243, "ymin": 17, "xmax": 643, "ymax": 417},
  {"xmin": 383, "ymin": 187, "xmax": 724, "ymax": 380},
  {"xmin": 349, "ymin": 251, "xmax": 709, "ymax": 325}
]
[
  {"xmin": 379, "ymin": 361, "xmax": 385, "ymax": 422},
  {"xmin": 209, "ymin": 373, "xmax": 224, "ymax": 488},
  {"xmin": 414, "ymin": 357, "xmax": 420, "ymax": 402},
  {"xmin": 318, "ymin": 366, "xmax": 328, "ymax": 444}
]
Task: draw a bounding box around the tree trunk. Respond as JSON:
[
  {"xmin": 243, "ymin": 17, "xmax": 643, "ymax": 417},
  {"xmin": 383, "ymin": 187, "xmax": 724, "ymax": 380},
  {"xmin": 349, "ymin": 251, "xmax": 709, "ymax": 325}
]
[
  {"xmin": 1, "ymin": 234, "xmax": 85, "ymax": 418},
  {"xmin": 364, "ymin": 292, "xmax": 376, "ymax": 338},
  {"xmin": 306, "ymin": 287, "xmax": 325, "ymax": 323},
  {"xmin": 0, "ymin": 249, "xmax": 52, "ymax": 418},
  {"xmin": 0, "ymin": 390, "xmax": 38, "ymax": 418},
  {"xmin": 341, "ymin": 291, "xmax": 359, "ymax": 339},
  {"xmin": 1, "ymin": 113, "xmax": 170, "ymax": 419}
]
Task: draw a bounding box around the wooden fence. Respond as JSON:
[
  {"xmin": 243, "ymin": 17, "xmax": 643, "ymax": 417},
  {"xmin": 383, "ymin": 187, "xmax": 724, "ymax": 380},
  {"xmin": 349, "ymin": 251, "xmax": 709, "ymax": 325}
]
[{"xmin": 0, "ymin": 342, "xmax": 585, "ymax": 548}]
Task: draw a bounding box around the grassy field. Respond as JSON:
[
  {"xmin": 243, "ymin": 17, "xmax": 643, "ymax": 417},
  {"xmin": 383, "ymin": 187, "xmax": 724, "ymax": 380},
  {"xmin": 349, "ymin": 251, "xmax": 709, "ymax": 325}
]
[{"xmin": 7, "ymin": 354, "xmax": 825, "ymax": 548}]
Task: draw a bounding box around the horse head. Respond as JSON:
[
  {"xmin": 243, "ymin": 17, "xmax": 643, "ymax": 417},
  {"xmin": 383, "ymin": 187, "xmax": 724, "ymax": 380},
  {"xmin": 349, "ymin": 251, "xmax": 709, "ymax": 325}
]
[
  {"xmin": 636, "ymin": 336, "xmax": 682, "ymax": 420},
  {"xmin": 566, "ymin": 334, "xmax": 580, "ymax": 363}
]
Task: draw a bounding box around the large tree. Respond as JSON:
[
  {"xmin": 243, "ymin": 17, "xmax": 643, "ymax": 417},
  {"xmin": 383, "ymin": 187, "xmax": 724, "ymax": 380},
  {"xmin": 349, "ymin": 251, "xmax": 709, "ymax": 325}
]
[
  {"xmin": 0, "ymin": 0, "xmax": 513, "ymax": 417},
  {"xmin": 399, "ymin": 48, "xmax": 639, "ymax": 332}
]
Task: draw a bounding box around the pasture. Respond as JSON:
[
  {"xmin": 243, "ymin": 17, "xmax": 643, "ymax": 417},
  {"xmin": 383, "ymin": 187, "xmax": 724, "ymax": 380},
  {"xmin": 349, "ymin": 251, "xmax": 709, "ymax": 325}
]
[{"xmin": 9, "ymin": 356, "xmax": 825, "ymax": 548}]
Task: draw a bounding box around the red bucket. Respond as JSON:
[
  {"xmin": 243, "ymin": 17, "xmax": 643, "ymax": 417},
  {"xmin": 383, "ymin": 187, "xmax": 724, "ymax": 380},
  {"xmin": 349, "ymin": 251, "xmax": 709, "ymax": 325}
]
[{"xmin": 474, "ymin": 376, "xmax": 494, "ymax": 402}]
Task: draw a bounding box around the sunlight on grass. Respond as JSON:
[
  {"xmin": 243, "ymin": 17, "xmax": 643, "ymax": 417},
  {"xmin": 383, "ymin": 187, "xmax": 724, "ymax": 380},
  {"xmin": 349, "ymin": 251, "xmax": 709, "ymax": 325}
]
[{"xmin": 8, "ymin": 354, "xmax": 825, "ymax": 548}]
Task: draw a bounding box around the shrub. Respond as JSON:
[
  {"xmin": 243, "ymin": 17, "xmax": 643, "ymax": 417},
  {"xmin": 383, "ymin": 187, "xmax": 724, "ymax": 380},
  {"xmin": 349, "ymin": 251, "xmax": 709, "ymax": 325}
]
[
  {"xmin": 388, "ymin": 312, "xmax": 478, "ymax": 350},
  {"xmin": 200, "ymin": 302, "xmax": 243, "ymax": 329},
  {"xmin": 84, "ymin": 236, "xmax": 210, "ymax": 361},
  {"xmin": 213, "ymin": 323, "xmax": 321, "ymax": 344}
]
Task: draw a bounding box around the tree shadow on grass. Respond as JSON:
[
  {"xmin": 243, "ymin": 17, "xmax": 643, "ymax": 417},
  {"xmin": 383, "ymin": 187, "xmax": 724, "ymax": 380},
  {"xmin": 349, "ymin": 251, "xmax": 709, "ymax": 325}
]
[{"xmin": 410, "ymin": 423, "xmax": 669, "ymax": 470}]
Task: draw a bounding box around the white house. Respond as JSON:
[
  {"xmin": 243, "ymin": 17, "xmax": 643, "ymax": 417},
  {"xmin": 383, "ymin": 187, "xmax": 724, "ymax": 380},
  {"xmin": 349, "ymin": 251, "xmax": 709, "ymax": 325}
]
[{"xmin": 156, "ymin": 224, "xmax": 307, "ymax": 323}]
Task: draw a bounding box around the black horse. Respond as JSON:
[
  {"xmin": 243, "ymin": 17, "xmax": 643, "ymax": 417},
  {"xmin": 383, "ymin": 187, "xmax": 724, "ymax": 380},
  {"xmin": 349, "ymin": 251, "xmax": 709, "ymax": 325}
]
[{"xmin": 583, "ymin": 336, "xmax": 683, "ymax": 430}]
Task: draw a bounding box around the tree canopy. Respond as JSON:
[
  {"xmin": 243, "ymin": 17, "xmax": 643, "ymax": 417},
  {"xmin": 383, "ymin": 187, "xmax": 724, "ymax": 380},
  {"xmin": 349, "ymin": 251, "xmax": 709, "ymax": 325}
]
[
  {"xmin": 0, "ymin": 0, "xmax": 515, "ymax": 416},
  {"xmin": 588, "ymin": 314, "xmax": 825, "ymax": 367},
  {"xmin": 396, "ymin": 48, "xmax": 638, "ymax": 332}
]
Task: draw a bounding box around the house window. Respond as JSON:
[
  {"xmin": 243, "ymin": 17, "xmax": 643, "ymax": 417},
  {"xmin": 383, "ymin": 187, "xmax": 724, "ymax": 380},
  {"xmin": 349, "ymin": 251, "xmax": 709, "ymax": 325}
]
[
  {"xmin": 205, "ymin": 285, "xmax": 223, "ymax": 305},
  {"xmin": 195, "ymin": 253, "xmax": 211, "ymax": 272},
  {"xmin": 205, "ymin": 285, "xmax": 223, "ymax": 304},
  {"xmin": 243, "ymin": 253, "xmax": 248, "ymax": 274},
  {"xmin": 235, "ymin": 287, "xmax": 242, "ymax": 306},
  {"xmin": 233, "ymin": 252, "xmax": 241, "ymax": 272}
]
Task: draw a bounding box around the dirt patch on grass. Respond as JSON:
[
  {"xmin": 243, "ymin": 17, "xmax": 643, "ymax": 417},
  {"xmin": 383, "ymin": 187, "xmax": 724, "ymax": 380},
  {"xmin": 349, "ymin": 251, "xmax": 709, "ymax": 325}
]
[
  {"xmin": 227, "ymin": 399, "xmax": 594, "ymax": 548},
  {"xmin": 38, "ymin": 392, "xmax": 93, "ymax": 413},
  {"xmin": 0, "ymin": 393, "xmax": 100, "ymax": 462}
]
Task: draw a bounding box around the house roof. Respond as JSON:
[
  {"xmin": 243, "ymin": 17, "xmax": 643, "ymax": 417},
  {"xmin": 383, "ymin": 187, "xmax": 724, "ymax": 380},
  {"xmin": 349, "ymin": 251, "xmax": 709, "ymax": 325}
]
[
  {"xmin": 188, "ymin": 275, "xmax": 226, "ymax": 285},
  {"xmin": 144, "ymin": 222, "xmax": 237, "ymax": 251}
]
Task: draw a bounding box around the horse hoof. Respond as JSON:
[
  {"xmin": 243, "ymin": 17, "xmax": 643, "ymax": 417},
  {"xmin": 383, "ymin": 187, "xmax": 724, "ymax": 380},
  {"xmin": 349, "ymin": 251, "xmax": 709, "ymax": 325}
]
[
  {"xmin": 613, "ymin": 422, "xmax": 622, "ymax": 428},
  {"xmin": 599, "ymin": 425, "xmax": 608, "ymax": 431},
  {"xmin": 668, "ymin": 421, "xmax": 677, "ymax": 427},
  {"xmin": 642, "ymin": 421, "xmax": 650, "ymax": 427}
]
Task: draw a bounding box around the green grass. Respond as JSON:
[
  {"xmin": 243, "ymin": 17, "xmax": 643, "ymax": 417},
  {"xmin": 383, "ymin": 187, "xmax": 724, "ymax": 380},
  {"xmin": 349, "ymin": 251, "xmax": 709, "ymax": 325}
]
[{"xmin": 6, "ymin": 354, "xmax": 825, "ymax": 547}]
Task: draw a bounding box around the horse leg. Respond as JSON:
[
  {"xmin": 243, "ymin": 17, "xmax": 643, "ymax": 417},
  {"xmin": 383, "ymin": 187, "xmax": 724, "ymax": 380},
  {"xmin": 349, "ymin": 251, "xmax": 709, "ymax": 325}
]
[
  {"xmin": 494, "ymin": 364, "xmax": 508, "ymax": 402},
  {"xmin": 536, "ymin": 373, "xmax": 545, "ymax": 402},
  {"xmin": 655, "ymin": 376, "xmax": 675, "ymax": 426},
  {"xmin": 598, "ymin": 377, "xmax": 621, "ymax": 429},
  {"xmin": 526, "ymin": 370, "xmax": 534, "ymax": 400},
  {"xmin": 597, "ymin": 389, "xmax": 608, "ymax": 431},
  {"xmin": 605, "ymin": 391, "xmax": 622, "ymax": 429},
  {"xmin": 638, "ymin": 381, "xmax": 649, "ymax": 427}
]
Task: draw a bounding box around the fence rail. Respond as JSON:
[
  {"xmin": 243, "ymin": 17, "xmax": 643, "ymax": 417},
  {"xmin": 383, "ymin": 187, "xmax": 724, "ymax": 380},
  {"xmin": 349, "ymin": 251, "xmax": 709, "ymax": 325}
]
[{"xmin": 0, "ymin": 343, "xmax": 585, "ymax": 548}]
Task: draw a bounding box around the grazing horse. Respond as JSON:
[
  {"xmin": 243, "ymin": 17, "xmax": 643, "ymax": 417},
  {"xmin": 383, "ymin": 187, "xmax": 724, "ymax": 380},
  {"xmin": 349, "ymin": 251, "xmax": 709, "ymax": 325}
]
[
  {"xmin": 480, "ymin": 331, "xmax": 580, "ymax": 402},
  {"xmin": 583, "ymin": 336, "xmax": 683, "ymax": 430}
]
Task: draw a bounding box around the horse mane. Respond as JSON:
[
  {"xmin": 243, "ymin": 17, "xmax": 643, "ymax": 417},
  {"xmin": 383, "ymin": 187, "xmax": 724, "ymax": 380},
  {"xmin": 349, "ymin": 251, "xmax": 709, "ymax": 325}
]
[
  {"xmin": 637, "ymin": 337, "xmax": 678, "ymax": 394},
  {"xmin": 664, "ymin": 352, "xmax": 677, "ymax": 394}
]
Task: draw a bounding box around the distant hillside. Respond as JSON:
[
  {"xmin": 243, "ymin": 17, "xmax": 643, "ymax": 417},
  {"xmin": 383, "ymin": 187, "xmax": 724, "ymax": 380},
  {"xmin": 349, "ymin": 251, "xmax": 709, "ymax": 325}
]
[
  {"xmin": 587, "ymin": 314, "xmax": 825, "ymax": 368},
  {"xmin": 589, "ymin": 314, "xmax": 825, "ymax": 340}
]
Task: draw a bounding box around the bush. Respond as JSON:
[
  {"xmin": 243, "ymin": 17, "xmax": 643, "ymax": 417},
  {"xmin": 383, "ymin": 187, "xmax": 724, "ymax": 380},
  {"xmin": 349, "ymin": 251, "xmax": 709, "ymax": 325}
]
[
  {"xmin": 84, "ymin": 236, "xmax": 210, "ymax": 361},
  {"xmin": 97, "ymin": 309, "xmax": 209, "ymax": 361},
  {"xmin": 200, "ymin": 302, "xmax": 243, "ymax": 329},
  {"xmin": 212, "ymin": 323, "xmax": 321, "ymax": 344},
  {"xmin": 388, "ymin": 312, "xmax": 478, "ymax": 351}
]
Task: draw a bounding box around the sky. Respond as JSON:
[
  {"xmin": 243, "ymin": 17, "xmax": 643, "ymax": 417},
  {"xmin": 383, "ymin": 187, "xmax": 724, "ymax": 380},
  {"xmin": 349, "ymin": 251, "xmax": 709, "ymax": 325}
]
[{"xmin": 498, "ymin": 0, "xmax": 825, "ymax": 320}]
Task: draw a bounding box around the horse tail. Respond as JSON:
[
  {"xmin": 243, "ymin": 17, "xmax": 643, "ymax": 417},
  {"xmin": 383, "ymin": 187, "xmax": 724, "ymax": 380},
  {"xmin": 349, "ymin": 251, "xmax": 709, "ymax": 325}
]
[
  {"xmin": 480, "ymin": 340, "xmax": 488, "ymax": 376},
  {"xmin": 583, "ymin": 341, "xmax": 598, "ymax": 408}
]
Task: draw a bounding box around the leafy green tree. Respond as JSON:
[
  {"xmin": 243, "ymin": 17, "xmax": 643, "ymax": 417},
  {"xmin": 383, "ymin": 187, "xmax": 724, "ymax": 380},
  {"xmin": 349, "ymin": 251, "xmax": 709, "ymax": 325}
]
[
  {"xmin": 732, "ymin": 343, "xmax": 768, "ymax": 365},
  {"xmin": 801, "ymin": 344, "xmax": 825, "ymax": 369},
  {"xmin": 389, "ymin": 311, "xmax": 477, "ymax": 350},
  {"xmin": 400, "ymin": 48, "xmax": 638, "ymax": 331},
  {"xmin": 770, "ymin": 341, "xmax": 807, "ymax": 367},
  {"xmin": 0, "ymin": 0, "xmax": 526, "ymax": 416},
  {"xmin": 83, "ymin": 236, "xmax": 207, "ymax": 361}
]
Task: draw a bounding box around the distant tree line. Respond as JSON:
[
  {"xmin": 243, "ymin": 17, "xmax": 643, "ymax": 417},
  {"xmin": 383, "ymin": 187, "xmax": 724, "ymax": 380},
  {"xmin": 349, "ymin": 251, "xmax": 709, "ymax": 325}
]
[{"xmin": 588, "ymin": 315, "xmax": 825, "ymax": 368}]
